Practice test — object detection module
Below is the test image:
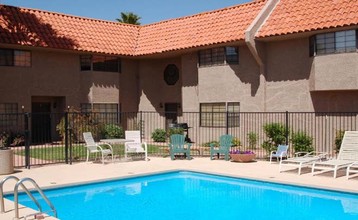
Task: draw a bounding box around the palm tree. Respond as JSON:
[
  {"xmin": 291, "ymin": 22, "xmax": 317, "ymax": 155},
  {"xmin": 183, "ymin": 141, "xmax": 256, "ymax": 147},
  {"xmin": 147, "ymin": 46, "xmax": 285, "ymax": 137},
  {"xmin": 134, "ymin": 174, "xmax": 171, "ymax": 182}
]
[{"xmin": 116, "ymin": 12, "xmax": 141, "ymax": 25}]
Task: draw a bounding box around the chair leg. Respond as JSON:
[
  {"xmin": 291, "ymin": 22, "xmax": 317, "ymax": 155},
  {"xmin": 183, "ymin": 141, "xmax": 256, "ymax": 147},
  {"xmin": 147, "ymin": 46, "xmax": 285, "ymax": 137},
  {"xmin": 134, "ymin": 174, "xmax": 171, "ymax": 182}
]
[{"xmin": 86, "ymin": 151, "xmax": 89, "ymax": 163}]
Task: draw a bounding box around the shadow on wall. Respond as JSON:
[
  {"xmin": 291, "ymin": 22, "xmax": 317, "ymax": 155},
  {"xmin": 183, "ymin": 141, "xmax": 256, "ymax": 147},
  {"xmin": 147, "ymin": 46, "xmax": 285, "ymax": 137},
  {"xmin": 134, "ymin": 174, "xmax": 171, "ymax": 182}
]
[
  {"xmin": 311, "ymin": 91, "xmax": 358, "ymax": 112},
  {"xmin": 0, "ymin": 5, "xmax": 78, "ymax": 50},
  {"xmin": 265, "ymin": 39, "xmax": 313, "ymax": 82}
]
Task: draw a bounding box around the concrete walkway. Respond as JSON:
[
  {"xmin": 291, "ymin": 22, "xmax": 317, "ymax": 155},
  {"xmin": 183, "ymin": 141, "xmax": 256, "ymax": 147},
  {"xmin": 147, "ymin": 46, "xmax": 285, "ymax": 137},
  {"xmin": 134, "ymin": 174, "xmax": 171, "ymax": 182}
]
[{"xmin": 1, "ymin": 157, "xmax": 358, "ymax": 219}]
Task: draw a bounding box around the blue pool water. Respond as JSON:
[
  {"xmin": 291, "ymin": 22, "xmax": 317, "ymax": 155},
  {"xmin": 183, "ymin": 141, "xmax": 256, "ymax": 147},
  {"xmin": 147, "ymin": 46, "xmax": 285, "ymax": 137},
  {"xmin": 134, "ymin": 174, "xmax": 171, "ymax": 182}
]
[{"xmin": 5, "ymin": 171, "xmax": 358, "ymax": 220}]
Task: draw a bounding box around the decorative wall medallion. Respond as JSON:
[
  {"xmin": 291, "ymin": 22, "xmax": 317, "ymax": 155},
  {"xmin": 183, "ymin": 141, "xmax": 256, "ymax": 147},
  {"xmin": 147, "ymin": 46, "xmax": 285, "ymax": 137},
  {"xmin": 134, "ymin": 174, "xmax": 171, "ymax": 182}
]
[{"xmin": 164, "ymin": 64, "xmax": 179, "ymax": 85}]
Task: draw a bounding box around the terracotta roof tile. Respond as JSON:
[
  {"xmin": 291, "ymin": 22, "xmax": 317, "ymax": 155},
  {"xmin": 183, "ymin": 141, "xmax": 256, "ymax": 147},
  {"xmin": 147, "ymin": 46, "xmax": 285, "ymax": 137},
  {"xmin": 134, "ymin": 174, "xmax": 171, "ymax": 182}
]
[
  {"xmin": 0, "ymin": 5, "xmax": 139, "ymax": 55},
  {"xmin": 257, "ymin": 0, "xmax": 358, "ymax": 38},
  {"xmin": 136, "ymin": 0, "xmax": 266, "ymax": 55}
]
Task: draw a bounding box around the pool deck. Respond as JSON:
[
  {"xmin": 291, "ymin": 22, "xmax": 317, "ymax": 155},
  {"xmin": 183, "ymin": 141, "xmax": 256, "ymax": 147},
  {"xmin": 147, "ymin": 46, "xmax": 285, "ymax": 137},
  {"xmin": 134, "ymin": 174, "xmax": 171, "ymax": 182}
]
[{"xmin": 1, "ymin": 157, "xmax": 358, "ymax": 219}]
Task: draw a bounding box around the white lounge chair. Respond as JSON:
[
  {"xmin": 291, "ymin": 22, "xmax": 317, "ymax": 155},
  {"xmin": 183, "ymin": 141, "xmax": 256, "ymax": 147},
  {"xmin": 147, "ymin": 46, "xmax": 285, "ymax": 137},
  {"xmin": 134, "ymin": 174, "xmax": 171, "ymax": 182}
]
[
  {"xmin": 312, "ymin": 131, "xmax": 358, "ymax": 178},
  {"xmin": 279, "ymin": 151, "xmax": 328, "ymax": 175},
  {"xmin": 124, "ymin": 130, "xmax": 148, "ymax": 161},
  {"xmin": 83, "ymin": 132, "xmax": 114, "ymax": 164},
  {"xmin": 269, "ymin": 145, "xmax": 289, "ymax": 163}
]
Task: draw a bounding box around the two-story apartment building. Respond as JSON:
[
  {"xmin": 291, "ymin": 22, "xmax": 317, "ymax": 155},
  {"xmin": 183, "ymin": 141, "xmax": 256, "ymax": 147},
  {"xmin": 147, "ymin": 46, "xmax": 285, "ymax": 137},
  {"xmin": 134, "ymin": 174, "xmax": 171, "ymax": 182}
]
[{"xmin": 0, "ymin": 0, "xmax": 357, "ymax": 141}]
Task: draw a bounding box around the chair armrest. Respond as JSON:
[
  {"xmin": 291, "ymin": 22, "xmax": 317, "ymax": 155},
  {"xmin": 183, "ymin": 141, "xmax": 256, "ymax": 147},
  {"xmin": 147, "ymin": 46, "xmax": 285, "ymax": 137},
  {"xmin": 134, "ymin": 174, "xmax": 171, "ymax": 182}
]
[{"xmin": 97, "ymin": 142, "xmax": 113, "ymax": 152}]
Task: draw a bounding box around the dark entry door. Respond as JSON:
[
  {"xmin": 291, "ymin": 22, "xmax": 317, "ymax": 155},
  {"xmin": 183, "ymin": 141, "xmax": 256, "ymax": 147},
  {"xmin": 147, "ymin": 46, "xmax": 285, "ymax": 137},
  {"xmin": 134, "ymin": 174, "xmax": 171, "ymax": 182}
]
[
  {"xmin": 165, "ymin": 103, "xmax": 179, "ymax": 129},
  {"xmin": 32, "ymin": 102, "xmax": 51, "ymax": 143}
]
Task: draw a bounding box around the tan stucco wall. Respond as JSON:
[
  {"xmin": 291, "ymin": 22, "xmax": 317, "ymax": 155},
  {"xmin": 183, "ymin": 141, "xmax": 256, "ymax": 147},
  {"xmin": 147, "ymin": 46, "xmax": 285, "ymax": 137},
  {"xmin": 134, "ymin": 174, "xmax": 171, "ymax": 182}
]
[
  {"xmin": 0, "ymin": 45, "xmax": 124, "ymax": 112},
  {"xmin": 138, "ymin": 58, "xmax": 182, "ymax": 112},
  {"xmin": 265, "ymin": 38, "xmax": 314, "ymax": 111},
  {"xmin": 197, "ymin": 46, "xmax": 263, "ymax": 111},
  {"xmin": 311, "ymin": 53, "xmax": 358, "ymax": 91}
]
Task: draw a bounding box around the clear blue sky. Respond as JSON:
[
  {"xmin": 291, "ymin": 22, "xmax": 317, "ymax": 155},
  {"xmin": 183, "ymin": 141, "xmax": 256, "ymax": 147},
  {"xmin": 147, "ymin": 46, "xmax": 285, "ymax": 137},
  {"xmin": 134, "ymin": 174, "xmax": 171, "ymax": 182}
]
[{"xmin": 1, "ymin": 0, "xmax": 251, "ymax": 24}]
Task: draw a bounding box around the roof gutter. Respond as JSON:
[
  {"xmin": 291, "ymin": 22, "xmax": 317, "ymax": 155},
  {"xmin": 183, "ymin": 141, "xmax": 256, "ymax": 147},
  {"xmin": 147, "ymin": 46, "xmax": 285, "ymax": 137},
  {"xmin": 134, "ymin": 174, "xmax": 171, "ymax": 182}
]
[{"xmin": 245, "ymin": 0, "xmax": 280, "ymax": 71}]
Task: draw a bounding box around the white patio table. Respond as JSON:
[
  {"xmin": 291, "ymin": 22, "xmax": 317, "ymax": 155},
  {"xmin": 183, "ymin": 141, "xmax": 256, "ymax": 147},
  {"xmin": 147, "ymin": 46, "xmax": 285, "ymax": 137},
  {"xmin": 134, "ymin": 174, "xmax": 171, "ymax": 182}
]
[{"xmin": 100, "ymin": 139, "xmax": 134, "ymax": 161}]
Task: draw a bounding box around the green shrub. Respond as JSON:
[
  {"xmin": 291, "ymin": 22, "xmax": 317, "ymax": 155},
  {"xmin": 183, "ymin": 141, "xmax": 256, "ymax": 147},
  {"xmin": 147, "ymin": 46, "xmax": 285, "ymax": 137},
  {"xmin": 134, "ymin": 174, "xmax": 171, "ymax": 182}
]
[
  {"xmin": 261, "ymin": 123, "xmax": 288, "ymax": 154},
  {"xmin": 101, "ymin": 124, "xmax": 124, "ymax": 139},
  {"xmin": 151, "ymin": 129, "xmax": 167, "ymax": 142},
  {"xmin": 247, "ymin": 132, "xmax": 258, "ymax": 149},
  {"xmin": 202, "ymin": 141, "xmax": 219, "ymax": 147},
  {"xmin": 335, "ymin": 130, "xmax": 345, "ymax": 153},
  {"xmin": 232, "ymin": 137, "xmax": 241, "ymax": 147},
  {"xmin": 167, "ymin": 127, "xmax": 184, "ymax": 137},
  {"xmin": 291, "ymin": 131, "xmax": 313, "ymax": 153}
]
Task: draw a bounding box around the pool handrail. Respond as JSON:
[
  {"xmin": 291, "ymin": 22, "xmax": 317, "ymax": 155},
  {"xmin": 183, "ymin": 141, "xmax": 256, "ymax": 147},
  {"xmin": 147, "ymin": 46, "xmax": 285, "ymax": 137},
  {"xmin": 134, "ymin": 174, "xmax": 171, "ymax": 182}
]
[
  {"xmin": 14, "ymin": 177, "xmax": 57, "ymax": 219},
  {"xmin": 0, "ymin": 175, "xmax": 40, "ymax": 214}
]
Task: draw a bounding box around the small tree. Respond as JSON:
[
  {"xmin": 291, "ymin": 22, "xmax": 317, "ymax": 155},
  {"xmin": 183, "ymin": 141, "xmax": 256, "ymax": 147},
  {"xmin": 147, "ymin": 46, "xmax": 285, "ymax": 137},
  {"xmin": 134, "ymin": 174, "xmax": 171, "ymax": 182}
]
[
  {"xmin": 291, "ymin": 131, "xmax": 313, "ymax": 153},
  {"xmin": 247, "ymin": 132, "xmax": 258, "ymax": 150},
  {"xmin": 262, "ymin": 123, "xmax": 288, "ymax": 155}
]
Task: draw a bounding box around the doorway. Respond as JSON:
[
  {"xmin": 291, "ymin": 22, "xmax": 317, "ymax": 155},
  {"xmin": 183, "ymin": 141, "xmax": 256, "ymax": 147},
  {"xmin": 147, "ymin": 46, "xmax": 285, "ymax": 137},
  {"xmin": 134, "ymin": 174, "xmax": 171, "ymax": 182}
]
[
  {"xmin": 31, "ymin": 102, "xmax": 51, "ymax": 143},
  {"xmin": 165, "ymin": 103, "xmax": 179, "ymax": 129}
]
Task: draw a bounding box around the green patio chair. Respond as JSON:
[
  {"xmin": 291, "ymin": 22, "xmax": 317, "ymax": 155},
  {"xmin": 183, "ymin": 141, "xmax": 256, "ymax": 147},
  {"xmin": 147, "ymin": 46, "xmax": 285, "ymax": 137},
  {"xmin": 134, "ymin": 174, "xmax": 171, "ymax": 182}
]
[
  {"xmin": 210, "ymin": 134, "xmax": 233, "ymax": 161},
  {"xmin": 169, "ymin": 134, "xmax": 191, "ymax": 160}
]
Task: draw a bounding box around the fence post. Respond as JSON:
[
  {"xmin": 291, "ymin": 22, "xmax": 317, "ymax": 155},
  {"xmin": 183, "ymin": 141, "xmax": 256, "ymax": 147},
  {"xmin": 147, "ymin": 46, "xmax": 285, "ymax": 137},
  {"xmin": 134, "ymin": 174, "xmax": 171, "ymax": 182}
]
[
  {"xmin": 285, "ymin": 111, "xmax": 289, "ymax": 145},
  {"xmin": 64, "ymin": 110, "xmax": 69, "ymax": 164},
  {"xmin": 24, "ymin": 112, "xmax": 30, "ymax": 169}
]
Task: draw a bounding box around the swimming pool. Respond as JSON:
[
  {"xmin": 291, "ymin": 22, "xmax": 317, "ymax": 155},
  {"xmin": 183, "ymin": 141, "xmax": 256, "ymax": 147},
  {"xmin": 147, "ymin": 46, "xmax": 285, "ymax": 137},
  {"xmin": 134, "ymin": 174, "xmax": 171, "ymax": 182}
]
[{"xmin": 5, "ymin": 171, "xmax": 358, "ymax": 219}]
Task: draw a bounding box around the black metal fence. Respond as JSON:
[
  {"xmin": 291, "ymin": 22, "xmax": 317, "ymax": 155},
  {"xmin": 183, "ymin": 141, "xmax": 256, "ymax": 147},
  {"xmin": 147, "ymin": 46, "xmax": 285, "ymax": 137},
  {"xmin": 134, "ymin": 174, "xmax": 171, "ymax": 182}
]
[{"xmin": 0, "ymin": 111, "xmax": 357, "ymax": 168}]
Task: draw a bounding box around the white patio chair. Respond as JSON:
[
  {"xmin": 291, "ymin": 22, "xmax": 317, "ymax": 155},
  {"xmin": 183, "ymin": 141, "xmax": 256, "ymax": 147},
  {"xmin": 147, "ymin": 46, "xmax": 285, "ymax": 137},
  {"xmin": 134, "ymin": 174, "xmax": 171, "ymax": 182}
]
[
  {"xmin": 312, "ymin": 131, "xmax": 358, "ymax": 178},
  {"xmin": 269, "ymin": 145, "xmax": 289, "ymax": 163},
  {"xmin": 125, "ymin": 130, "xmax": 148, "ymax": 161},
  {"xmin": 83, "ymin": 132, "xmax": 113, "ymax": 164},
  {"xmin": 279, "ymin": 151, "xmax": 328, "ymax": 175}
]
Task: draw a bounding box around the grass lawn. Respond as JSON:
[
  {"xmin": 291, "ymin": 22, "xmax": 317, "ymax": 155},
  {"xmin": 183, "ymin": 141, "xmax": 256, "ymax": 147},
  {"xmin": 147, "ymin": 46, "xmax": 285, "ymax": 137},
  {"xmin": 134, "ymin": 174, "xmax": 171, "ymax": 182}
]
[{"xmin": 15, "ymin": 144, "xmax": 164, "ymax": 161}]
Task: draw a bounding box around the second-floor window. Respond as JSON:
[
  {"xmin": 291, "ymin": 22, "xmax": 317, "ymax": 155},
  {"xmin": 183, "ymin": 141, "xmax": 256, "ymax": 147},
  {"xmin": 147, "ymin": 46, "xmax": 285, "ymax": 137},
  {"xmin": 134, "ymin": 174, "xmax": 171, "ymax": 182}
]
[
  {"xmin": 0, "ymin": 49, "xmax": 31, "ymax": 67},
  {"xmin": 310, "ymin": 29, "xmax": 357, "ymax": 56},
  {"xmin": 199, "ymin": 46, "xmax": 239, "ymax": 67},
  {"xmin": 80, "ymin": 55, "xmax": 121, "ymax": 72}
]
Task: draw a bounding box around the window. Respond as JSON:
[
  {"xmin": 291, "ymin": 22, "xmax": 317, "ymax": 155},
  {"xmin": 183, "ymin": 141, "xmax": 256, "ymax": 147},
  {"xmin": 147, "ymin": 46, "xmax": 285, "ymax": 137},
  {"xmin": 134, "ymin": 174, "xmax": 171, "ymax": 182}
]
[
  {"xmin": 199, "ymin": 47, "xmax": 239, "ymax": 67},
  {"xmin": 225, "ymin": 47, "xmax": 239, "ymax": 64},
  {"xmin": 0, "ymin": 103, "xmax": 18, "ymax": 127},
  {"xmin": 310, "ymin": 30, "xmax": 357, "ymax": 56},
  {"xmin": 80, "ymin": 55, "xmax": 121, "ymax": 72},
  {"xmin": 81, "ymin": 103, "xmax": 119, "ymax": 124},
  {"xmin": 200, "ymin": 102, "xmax": 240, "ymax": 127},
  {"xmin": 0, "ymin": 49, "xmax": 31, "ymax": 67}
]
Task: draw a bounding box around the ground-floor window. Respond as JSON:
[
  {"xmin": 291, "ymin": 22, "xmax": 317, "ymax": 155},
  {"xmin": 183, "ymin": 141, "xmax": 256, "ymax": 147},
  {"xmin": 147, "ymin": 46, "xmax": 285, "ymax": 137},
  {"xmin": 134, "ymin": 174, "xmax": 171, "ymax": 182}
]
[
  {"xmin": 200, "ymin": 102, "xmax": 240, "ymax": 127},
  {"xmin": 80, "ymin": 103, "xmax": 119, "ymax": 124},
  {"xmin": 0, "ymin": 103, "xmax": 18, "ymax": 127}
]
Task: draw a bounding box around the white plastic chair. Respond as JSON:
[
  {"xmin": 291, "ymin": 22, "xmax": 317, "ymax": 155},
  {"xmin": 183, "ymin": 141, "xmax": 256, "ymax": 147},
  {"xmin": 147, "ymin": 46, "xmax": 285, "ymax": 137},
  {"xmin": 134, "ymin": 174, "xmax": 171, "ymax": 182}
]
[
  {"xmin": 125, "ymin": 130, "xmax": 148, "ymax": 161},
  {"xmin": 83, "ymin": 132, "xmax": 113, "ymax": 164},
  {"xmin": 269, "ymin": 144, "xmax": 289, "ymax": 163}
]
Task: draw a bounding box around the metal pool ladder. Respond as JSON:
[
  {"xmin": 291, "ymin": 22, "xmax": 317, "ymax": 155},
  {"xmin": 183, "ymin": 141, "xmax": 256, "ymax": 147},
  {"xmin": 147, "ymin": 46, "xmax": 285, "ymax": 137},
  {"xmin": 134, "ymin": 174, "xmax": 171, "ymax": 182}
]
[{"xmin": 0, "ymin": 176, "xmax": 57, "ymax": 219}]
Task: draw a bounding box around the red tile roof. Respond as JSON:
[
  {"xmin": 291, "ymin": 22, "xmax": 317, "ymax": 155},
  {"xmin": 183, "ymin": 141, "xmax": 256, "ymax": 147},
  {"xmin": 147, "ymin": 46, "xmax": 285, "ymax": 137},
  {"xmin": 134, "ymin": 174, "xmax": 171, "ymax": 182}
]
[
  {"xmin": 0, "ymin": 5, "xmax": 139, "ymax": 55},
  {"xmin": 257, "ymin": 0, "xmax": 358, "ymax": 38},
  {"xmin": 136, "ymin": 0, "xmax": 266, "ymax": 55},
  {"xmin": 1, "ymin": 0, "xmax": 357, "ymax": 56}
]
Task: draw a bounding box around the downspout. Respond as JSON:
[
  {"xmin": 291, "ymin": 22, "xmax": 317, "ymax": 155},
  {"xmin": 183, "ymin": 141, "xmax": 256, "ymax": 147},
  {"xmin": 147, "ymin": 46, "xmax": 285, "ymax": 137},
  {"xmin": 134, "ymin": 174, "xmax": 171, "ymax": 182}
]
[{"xmin": 245, "ymin": 0, "xmax": 280, "ymax": 111}]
